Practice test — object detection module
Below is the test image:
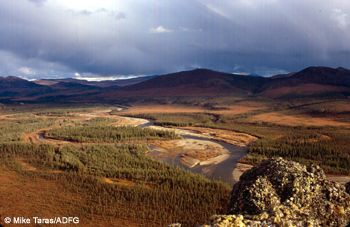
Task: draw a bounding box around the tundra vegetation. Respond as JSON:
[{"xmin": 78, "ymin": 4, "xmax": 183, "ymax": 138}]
[
  {"xmin": 1, "ymin": 99, "xmax": 350, "ymax": 226},
  {"xmin": 125, "ymin": 99, "xmax": 350, "ymax": 174},
  {"xmin": 46, "ymin": 126, "xmax": 178, "ymax": 143},
  {"xmin": 0, "ymin": 107, "xmax": 229, "ymax": 226}
]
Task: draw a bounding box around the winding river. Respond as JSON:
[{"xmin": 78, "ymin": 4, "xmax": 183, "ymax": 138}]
[
  {"xmin": 28, "ymin": 108, "xmax": 350, "ymax": 185},
  {"xmin": 32, "ymin": 109, "xmax": 251, "ymax": 185},
  {"xmin": 137, "ymin": 118, "xmax": 248, "ymax": 185}
]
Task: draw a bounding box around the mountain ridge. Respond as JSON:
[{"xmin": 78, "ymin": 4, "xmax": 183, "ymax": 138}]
[{"xmin": 1, "ymin": 66, "xmax": 350, "ymax": 103}]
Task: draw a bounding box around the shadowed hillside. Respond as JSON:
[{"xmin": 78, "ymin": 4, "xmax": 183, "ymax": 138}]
[
  {"xmin": 259, "ymin": 67, "xmax": 350, "ymax": 98},
  {"xmin": 1, "ymin": 66, "xmax": 350, "ymax": 103},
  {"xmin": 0, "ymin": 76, "xmax": 53, "ymax": 102}
]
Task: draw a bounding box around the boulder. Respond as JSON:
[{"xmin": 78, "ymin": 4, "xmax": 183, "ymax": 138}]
[{"xmin": 208, "ymin": 158, "xmax": 350, "ymax": 226}]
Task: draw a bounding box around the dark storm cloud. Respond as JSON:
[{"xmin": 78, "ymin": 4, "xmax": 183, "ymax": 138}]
[{"xmin": 0, "ymin": 0, "xmax": 350, "ymax": 79}]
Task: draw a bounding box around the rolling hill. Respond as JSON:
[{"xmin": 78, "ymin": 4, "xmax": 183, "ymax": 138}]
[
  {"xmin": 0, "ymin": 76, "xmax": 53, "ymax": 102},
  {"xmin": 0, "ymin": 76, "xmax": 103, "ymax": 103},
  {"xmin": 259, "ymin": 67, "xmax": 350, "ymax": 98},
  {"xmin": 1, "ymin": 66, "xmax": 350, "ymax": 103},
  {"xmin": 34, "ymin": 76, "xmax": 155, "ymax": 88},
  {"xmin": 96, "ymin": 69, "xmax": 268, "ymax": 100}
]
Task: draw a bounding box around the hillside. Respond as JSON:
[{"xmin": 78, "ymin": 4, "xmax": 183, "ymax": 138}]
[
  {"xmin": 1, "ymin": 66, "xmax": 350, "ymax": 103},
  {"xmin": 34, "ymin": 76, "xmax": 154, "ymax": 88},
  {"xmin": 0, "ymin": 76, "xmax": 53, "ymax": 102},
  {"xmin": 259, "ymin": 67, "xmax": 350, "ymax": 98},
  {"xmin": 91, "ymin": 67, "xmax": 350, "ymax": 101},
  {"xmin": 96, "ymin": 69, "xmax": 267, "ymax": 99},
  {"xmin": 0, "ymin": 76, "xmax": 103, "ymax": 103}
]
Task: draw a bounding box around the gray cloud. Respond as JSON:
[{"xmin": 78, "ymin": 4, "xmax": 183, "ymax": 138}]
[
  {"xmin": 1, "ymin": 0, "xmax": 350, "ymax": 78},
  {"xmin": 28, "ymin": 0, "xmax": 46, "ymax": 6}
]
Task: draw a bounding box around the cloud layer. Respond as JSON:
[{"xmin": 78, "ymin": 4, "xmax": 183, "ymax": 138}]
[{"xmin": 0, "ymin": 0, "xmax": 350, "ymax": 78}]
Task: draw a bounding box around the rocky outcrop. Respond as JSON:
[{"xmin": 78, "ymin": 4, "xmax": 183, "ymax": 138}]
[
  {"xmin": 206, "ymin": 158, "xmax": 350, "ymax": 227},
  {"xmin": 346, "ymin": 181, "xmax": 350, "ymax": 194}
]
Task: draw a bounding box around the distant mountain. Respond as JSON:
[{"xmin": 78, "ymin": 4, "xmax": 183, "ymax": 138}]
[
  {"xmin": 0, "ymin": 76, "xmax": 52, "ymax": 101},
  {"xmin": 267, "ymin": 67, "xmax": 350, "ymax": 87},
  {"xmin": 49, "ymin": 81, "xmax": 100, "ymax": 90},
  {"xmin": 0, "ymin": 76, "xmax": 44, "ymax": 89},
  {"xmin": 34, "ymin": 76, "xmax": 155, "ymax": 88},
  {"xmin": 104, "ymin": 76, "xmax": 156, "ymax": 87},
  {"xmin": 20, "ymin": 76, "xmax": 156, "ymax": 103},
  {"xmin": 111, "ymin": 66, "xmax": 350, "ymax": 99},
  {"xmin": 270, "ymin": 72, "xmax": 296, "ymax": 79},
  {"xmin": 96, "ymin": 69, "xmax": 268, "ymax": 99},
  {"xmin": 259, "ymin": 66, "xmax": 350, "ymax": 98},
  {"xmin": 1, "ymin": 66, "xmax": 350, "ymax": 103},
  {"xmin": 0, "ymin": 76, "xmax": 104, "ymax": 103}
]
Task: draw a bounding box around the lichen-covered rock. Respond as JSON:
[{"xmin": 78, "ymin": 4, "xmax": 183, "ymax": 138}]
[{"xmin": 206, "ymin": 158, "xmax": 350, "ymax": 227}]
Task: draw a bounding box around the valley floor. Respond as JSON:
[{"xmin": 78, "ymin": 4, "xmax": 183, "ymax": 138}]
[
  {"xmin": 20, "ymin": 107, "xmax": 256, "ymax": 185},
  {"xmin": 12, "ymin": 105, "xmax": 350, "ymax": 185},
  {"xmin": 1, "ymin": 100, "xmax": 350, "ymax": 226}
]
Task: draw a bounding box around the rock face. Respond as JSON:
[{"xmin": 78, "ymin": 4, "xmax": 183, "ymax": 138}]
[{"xmin": 207, "ymin": 158, "xmax": 350, "ymax": 227}]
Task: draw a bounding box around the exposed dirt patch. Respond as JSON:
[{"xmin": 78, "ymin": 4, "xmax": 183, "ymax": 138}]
[
  {"xmin": 101, "ymin": 177, "xmax": 135, "ymax": 187},
  {"xmin": 16, "ymin": 159, "xmax": 65, "ymax": 175},
  {"xmin": 100, "ymin": 177, "xmax": 153, "ymax": 190},
  {"xmin": 16, "ymin": 159, "xmax": 38, "ymax": 172}
]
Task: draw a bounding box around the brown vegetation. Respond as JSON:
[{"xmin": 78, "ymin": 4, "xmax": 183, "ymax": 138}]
[
  {"xmin": 249, "ymin": 111, "xmax": 350, "ymax": 127},
  {"xmin": 260, "ymin": 83, "xmax": 349, "ymax": 98},
  {"xmin": 1, "ymin": 100, "xmax": 350, "ymax": 226}
]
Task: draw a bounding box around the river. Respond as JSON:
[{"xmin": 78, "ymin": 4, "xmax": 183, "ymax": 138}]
[{"xmin": 137, "ymin": 118, "xmax": 248, "ymax": 185}]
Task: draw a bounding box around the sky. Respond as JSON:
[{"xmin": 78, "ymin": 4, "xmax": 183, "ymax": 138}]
[{"xmin": 0, "ymin": 0, "xmax": 350, "ymax": 80}]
